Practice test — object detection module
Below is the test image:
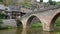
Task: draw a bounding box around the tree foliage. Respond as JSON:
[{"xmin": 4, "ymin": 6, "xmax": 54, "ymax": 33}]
[
  {"xmin": 48, "ymin": 0, "xmax": 57, "ymax": 5},
  {"xmin": 0, "ymin": 0, "xmax": 3, "ymax": 2},
  {"xmin": 0, "ymin": 13, "xmax": 5, "ymax": 19},
  {"xmin": 48, "ymin": 0, "xmax": 53, "ymax": 5},
  {"xmin": 40, "ymin": 0, "xmax": 43, "ymax": 3},
  {"xmin": 52, "ymin": 1, "xmax": 57, "ymax": 5}
]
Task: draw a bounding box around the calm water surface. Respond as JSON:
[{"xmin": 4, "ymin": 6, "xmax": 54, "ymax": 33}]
[{"xmin": 0, "ymin": 27, "xmax": 60, "ymax": 34}]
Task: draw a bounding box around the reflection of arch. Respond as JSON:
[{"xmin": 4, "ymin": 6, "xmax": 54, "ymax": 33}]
[
  {"xmin": 16, "ymin": 28, "xmax": 23, "ymax": 34},
  {"xmin": 26, "ymin": 15, "xmax": 42, "ymax": 28},
  {"xmin": 50, "ymin": 12, "xmax": 60, "ymax": 29},
  {"xmin": 16, "ymin": 20, "xmax": 23, "ymax": 28}
]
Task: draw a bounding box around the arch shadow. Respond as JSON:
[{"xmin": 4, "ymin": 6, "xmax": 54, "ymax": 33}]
[
  {"xmin": 26, "ymin": 15, "xmax": 42, "ymax": 28},
  {"xmin": 16, "ymin": 20, "xmax": 23, "ymax": 28},
  {"xmin": 50, "ymin": 12, "xmax": 60, "ymax": 30}
]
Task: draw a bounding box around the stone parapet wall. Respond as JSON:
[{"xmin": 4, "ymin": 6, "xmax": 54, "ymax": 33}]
[{"xmin": 1, "ymin": 19, "xmax": 17, "ymax": 28}]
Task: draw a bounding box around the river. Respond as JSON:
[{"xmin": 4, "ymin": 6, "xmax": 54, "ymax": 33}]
[{"xmin": 0, "ymin": 27, "xmax": 60, "ymax": 34}]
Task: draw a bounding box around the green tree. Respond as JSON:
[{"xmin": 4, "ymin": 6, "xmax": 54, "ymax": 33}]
[
  {"xmin": 48, "ymin": 0, "xmax": 53, "ymax": 5},
  {"xmin": 52, "ymin": 1, "xmax": 57, "ymax": 5},
  {"xmin": 0, "ymin": 0, "xmax": 3, "ymax": 2},
  {"xmin": 48, "ymin": 0, "xmax": 56, "ymax": 5},
  {"xmin": 40, "ymin": 0, "xmax": 43, "ymax": 3}
]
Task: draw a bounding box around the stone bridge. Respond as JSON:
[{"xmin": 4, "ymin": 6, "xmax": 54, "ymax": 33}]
[{"xmin": 18, "ymin": 5, "xmax": 60, "ymax": 31}]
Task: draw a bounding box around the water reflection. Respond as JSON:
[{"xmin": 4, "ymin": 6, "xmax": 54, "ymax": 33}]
[
  {"xmin": 21, "ymin": 28, "xmax": 56, "ymax": 34},
  {"xmin": 0, "ymin": 28, "xmax": 60, "ymax": 34},
  {"xmin": 16, "ymin": 28, "xmax": 22, "ymax": 34},
  {"xmin": 42, "ymin": 31, "xmax": 55, "ymax": 34}
]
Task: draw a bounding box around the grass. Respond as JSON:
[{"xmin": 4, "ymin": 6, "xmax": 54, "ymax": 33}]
[{"xmin": 31, "ymin": 22, "xmax": 42, "ymax": 28}]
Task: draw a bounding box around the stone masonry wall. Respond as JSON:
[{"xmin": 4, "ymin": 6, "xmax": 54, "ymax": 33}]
[{"xmin": 1, "ymin": 19, "xmax": 17, "ymax": 28}]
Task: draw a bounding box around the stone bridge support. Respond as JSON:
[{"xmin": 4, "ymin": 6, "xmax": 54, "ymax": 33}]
[{"xmin": 19, "ymin": 8, "xmax": 60, "ymax": 31}]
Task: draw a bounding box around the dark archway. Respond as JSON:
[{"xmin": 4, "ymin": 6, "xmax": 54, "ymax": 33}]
[
  {"xmin": 50, "ymin": 12, "xmax": 60, "ymax": 30},
  {"xmin": 26, "ymin": 15, "xmax": 42, "ymax": 28},
  {"xmin": 16, "ymin": 20, "xmax": 23, "ymax": 28}
]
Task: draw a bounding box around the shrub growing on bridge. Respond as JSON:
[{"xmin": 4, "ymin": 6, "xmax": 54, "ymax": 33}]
[{"xmin": 23, "ymin": 2, "xmax": 32, "ymax": 9}]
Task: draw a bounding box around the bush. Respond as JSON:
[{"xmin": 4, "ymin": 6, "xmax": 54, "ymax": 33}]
[{"xmin": 0, "ymin": 13, "xmax": 5, "ymax": 19}]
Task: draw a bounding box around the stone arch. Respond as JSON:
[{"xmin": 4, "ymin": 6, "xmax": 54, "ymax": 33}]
[
  {"xmin": 50, "ymin": 12, "xmax": 60, "ymax": 30},
  {"xmin": 26, "ymin": 15, "xmax": 42, "ymax": 28}
]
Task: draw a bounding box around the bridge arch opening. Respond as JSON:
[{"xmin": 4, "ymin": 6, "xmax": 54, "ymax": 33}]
[
  {"xmin": 26, "ymin": 15, "xmax": 42, "ymax": 29},
  {"xmin": 50, "ymin": 12, "xmax": 60, "ymax": 30},
  {"xmin": 16, "ymin": 20, "xmax": 23, "ymax": 28}
]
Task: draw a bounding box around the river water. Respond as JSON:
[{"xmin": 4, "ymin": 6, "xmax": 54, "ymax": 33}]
[{"xmin": 0, "ymin": 27, "xmax": 60, "ymax": 34}]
